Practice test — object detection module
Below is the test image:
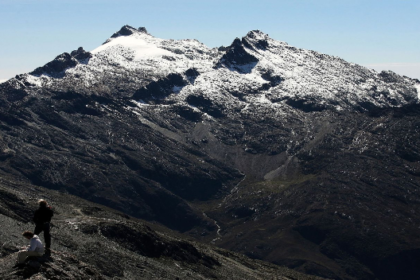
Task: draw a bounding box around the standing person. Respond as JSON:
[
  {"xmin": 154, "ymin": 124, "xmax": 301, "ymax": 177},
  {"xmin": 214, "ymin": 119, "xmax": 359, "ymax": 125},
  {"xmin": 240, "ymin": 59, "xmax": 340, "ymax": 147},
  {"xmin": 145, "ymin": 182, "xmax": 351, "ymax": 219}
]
[
  {"xmin": 16, "ymin": 231, "xmax": 44, "ymax": 264},
  {"xmin": 33, "ymin": 199, "xmax": 54, "ymax": 250}
]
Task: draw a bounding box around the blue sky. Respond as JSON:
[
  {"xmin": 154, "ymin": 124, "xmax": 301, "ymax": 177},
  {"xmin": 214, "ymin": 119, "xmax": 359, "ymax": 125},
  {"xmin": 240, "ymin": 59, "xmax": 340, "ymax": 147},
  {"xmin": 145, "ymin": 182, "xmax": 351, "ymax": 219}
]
[{"xmin": 1, "ymin": 0, "xmax": 419, "ymax": 81}]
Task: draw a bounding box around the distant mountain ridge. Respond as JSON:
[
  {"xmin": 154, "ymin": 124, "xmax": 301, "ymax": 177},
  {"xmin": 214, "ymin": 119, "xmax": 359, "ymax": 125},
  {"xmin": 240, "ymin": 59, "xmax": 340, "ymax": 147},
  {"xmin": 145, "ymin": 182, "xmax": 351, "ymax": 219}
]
[
  {"xmin": 2, "ymin": 25, "xmax": 419, "ymax": 109},
  {"xmin": 1, "ymin": 25, "xmax": 420, "ymax": 279}
]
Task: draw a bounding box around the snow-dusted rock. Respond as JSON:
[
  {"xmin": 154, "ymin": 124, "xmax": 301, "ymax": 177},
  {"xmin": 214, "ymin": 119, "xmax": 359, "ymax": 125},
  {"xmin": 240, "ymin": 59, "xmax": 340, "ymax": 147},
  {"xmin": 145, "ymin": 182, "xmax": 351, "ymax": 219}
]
[{"xmin": 2, "ymin": 25, "xmax": 418, "ymax": 112}]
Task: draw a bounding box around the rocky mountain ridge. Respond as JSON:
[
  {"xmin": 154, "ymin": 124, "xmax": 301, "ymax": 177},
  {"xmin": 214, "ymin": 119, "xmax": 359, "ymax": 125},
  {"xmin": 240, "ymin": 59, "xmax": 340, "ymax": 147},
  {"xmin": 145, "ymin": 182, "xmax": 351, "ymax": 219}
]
[
  {"xmin": 1, "ymin": 25, "xmax": 420, "ymax": 279},
  {"xmin": 3, "ymin": 25, "xmax": 419, "ymax": 109}
]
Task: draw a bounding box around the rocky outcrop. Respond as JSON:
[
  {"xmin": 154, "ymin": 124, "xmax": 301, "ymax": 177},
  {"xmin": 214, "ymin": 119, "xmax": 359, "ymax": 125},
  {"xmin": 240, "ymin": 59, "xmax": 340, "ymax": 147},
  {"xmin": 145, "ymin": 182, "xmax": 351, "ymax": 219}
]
[
  {"xmin": 110, "ymin": 25, "xmax": 137, "ymax": 38},
  {"xmin": 70, "ymin": 47, "xmax": 92, "ymax": 62},
  {"xmin": 132, "ymin": 73, "xmax": 187, "ymax": 102},
  {"xmin": 0, "ymin": 251, "xmax": 105, "ymax": 280},
  {"xmin": 216, "ymin": 38, "xmax": 259, "ymax": 72},
  {"xmin": 31, "ymin": 53, "xmax": 78, "ymax": 77},
  {"xmin": 30, "ymin": 47, "xmax": 92, "ymax": 78}
]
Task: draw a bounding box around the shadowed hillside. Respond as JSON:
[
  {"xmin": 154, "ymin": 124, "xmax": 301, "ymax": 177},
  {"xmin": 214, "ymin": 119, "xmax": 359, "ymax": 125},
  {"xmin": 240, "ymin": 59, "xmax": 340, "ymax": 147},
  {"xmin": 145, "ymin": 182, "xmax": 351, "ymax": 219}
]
[{"xmin": 0, "ymin": 174, "xmax": 325, "ymax": 280}]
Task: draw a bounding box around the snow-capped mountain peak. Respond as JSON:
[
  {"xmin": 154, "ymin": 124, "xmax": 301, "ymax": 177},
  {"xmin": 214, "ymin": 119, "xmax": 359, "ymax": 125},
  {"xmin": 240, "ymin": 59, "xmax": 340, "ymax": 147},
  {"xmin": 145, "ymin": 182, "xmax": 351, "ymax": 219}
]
[
  {"xmin": 246, "ymin": 30, "xmax": 269, "ymax": 39},
  {"xmin": 92, "ymin": 30, "xmax": 171, "ymax": 60},
  {"xmin": 2, "ymin": 26, "xmax": 419, "ymax": 112}
]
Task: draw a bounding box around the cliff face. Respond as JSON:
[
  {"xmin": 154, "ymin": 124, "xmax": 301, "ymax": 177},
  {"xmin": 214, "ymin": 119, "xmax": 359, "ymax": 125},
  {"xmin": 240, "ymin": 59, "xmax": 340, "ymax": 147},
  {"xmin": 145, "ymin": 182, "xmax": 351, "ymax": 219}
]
[{"xmin": 1, "ymin": 25, "xmax": 420, "ymax": 279}]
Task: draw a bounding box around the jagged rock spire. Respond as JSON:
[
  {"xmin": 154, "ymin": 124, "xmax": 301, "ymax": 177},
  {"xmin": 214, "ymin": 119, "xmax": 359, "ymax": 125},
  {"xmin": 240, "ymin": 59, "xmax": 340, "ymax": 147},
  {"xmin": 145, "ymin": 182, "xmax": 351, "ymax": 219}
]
[
  {"xmin": 138, "ymin": 27, "xmax": 149, "ymax": 34},
  {"xmin": 110, "ymin": 25, "xmax": 150, "ymax": 38}
]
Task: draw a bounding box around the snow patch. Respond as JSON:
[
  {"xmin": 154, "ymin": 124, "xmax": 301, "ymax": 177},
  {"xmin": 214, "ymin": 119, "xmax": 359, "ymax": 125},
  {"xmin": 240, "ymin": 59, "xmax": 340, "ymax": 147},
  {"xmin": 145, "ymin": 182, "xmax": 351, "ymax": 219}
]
[
  {"xmin": 132, "ymin": 100, "xmax": 149, "ymax": 106},
  {"xmin": 25, "ymin": 75, "xmax": 43, "ymax": 87},
  {"xmin": 415, "ymin": 84, "xmax": 420, "ymax": 99},
  {"xmin": 92, "ymin": 35, "xmax": 172, "ymax": 60},
  {"xmin": 256, "ymin": 94, "xmax": 271, "ymax": 104}
]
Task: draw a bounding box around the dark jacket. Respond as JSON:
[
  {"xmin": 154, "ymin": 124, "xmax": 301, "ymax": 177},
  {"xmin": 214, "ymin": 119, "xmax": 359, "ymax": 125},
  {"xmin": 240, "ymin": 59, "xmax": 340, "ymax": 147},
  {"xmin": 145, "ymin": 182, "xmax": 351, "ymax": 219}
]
[{"xmin": 33, "ymin": 206, "xmax": 54, "ymax": 224}]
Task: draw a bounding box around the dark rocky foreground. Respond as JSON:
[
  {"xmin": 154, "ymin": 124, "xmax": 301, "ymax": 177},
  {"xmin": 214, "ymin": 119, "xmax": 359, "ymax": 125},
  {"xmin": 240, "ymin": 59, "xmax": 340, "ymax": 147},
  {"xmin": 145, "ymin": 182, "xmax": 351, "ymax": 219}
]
[{"xmin": 0, "ymin": 176, "xmax": 324, "ymax": 279}]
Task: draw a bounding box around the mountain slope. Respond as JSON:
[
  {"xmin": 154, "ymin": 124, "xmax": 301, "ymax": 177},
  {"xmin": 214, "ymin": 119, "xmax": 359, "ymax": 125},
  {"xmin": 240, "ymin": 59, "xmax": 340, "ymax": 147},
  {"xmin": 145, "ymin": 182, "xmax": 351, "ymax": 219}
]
[
  {"xmin": 203, "ymin": 105, "xmax": 420, "ymax": 279},
  {"xmin": 1, "ymin": 25, "xmax": 420, "ymax": 279},
  {"xmin": 0, "ymin": 174, "xmax": 324, "ymax": 280}
]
